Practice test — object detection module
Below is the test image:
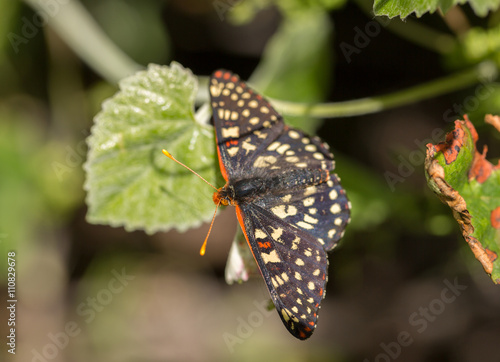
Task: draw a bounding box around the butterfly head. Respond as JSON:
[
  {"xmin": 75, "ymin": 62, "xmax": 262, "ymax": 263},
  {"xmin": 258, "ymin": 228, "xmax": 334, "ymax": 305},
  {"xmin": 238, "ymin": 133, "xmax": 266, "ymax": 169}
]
[{"xmin": 213, "ymin": 185, "xmax": 236, "ymax": 207}]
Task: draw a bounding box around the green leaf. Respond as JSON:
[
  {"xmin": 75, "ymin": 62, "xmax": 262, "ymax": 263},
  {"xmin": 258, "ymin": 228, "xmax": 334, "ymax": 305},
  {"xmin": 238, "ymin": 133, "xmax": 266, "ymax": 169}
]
[
  {"xmin": 445, "ymin": 24, "xmax": 500, "ymax": 69},
  {"xmin": 425, "ymin": 115, "xmax": 500, "ymax": 283},
  {"xmin": 84, "ymin": 63, "xmax": 217, "ymax": 234},
  {"xmin": 250, "ymin": 10, "xmax": 333, "ymax": 134},
  {"xmin": 373, "ymin": 0, "xmax": 500, "ymax": 19}
]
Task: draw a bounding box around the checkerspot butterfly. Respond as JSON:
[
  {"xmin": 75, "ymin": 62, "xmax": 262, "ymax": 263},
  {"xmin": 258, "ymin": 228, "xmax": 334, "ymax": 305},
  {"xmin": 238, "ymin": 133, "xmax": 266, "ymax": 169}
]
[
  {"xmin": 164, "ymin": 70, "xmax": 350, "ymax": 340},
  {"xmin": 209, "ymin": 70, "xmax": 350, "ymax": 339}
]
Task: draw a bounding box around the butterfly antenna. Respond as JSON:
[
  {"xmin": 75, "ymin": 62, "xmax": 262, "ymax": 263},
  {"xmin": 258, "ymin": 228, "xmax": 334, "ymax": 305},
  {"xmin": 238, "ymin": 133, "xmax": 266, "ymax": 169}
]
[
  {"xmin": 199, "ymin": 199, "xmax": 221, "ymax": 256},
  {"xmin": 162, "ymin": 149, "xmax": 221, "ymax": 255},
  {"xmin": 162, "ymin": 149, "xmax": 218, "ymax": 191}
]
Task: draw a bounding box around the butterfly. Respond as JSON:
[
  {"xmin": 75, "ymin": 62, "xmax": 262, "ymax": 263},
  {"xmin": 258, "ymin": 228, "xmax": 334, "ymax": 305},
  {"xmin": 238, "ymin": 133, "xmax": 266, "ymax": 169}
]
[{"xmin": 209, "ymin": 70, "xmax": 351, "ymax": 339}]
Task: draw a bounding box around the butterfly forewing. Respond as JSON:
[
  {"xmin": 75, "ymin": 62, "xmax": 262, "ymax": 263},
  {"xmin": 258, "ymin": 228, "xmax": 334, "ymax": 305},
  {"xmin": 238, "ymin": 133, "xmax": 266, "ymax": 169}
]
[{"xmin": 210, "ymin": 70, "xmax": 285, "ymax": 180}]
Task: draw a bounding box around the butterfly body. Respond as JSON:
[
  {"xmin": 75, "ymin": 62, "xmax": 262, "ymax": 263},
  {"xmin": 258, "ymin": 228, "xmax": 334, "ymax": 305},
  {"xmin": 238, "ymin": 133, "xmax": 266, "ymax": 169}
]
[
  {"xmin": 210, "ymin": 70, "xmax": 350, "ymax": 339},
  {"xmin": 215, "ymin": 167, "xmax": 330, "ymax": 206}
]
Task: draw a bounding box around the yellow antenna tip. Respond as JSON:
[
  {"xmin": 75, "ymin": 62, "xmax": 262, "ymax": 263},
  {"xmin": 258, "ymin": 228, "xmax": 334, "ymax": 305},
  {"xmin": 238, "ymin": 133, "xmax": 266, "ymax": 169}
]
[{"xmin": 162, "ymin": 149, "xmax": 173, "ymax": 158}]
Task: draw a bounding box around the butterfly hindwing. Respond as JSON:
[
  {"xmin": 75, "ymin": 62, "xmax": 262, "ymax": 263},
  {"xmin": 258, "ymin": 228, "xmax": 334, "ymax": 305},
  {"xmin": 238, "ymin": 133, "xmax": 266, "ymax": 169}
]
[
  {"xmin": 236, "ymin": 203, "xmax": 327, "ymax": 340},
  {"xmin": 259, "ymin": 177, "xmax": 351, "ymax": 251}
]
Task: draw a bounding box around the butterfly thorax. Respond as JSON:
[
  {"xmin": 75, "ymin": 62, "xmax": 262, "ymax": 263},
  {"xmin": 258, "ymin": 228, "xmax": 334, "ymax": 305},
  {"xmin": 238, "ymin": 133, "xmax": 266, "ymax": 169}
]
[{"xmin": 213, "ymin": 168, "xmax": 330, "ymax": 206}]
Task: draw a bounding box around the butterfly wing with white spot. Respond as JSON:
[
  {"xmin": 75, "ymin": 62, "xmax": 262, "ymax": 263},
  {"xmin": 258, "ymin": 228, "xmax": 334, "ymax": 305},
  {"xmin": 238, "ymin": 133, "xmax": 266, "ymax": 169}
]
[
  {"xmin": 235, "ymin": 203, "xmax": 328, "ymax": 340},
  {"xmin": 210, "ymin": 70, "xmax": 285, "ymax": 181},
  {"xmin": 259, "ymin": 176, "xmax": 351, "ymax": 251}
]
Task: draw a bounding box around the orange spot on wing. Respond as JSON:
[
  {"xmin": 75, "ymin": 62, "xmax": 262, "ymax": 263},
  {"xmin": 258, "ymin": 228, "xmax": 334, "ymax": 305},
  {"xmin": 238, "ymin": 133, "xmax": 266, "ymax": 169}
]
[
  {"xmin": 223, "ymin": 72, "xmax": 230, "ymax": 80},
  {"xmin": 214, "ymin": 70, "xmax": 223, "ymax": 78},
  {"xmin": 258, "ymin": 241, "xmax": 271, "ymax": 249}
]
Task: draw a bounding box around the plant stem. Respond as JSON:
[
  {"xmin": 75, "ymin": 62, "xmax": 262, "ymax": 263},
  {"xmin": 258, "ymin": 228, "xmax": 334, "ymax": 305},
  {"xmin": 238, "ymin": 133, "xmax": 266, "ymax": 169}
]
[
  {"xmin": 23, "ymin": 0, "xmax": 142, "ymax": 84},
  {"xmin": 270, "ymin": 61, "xmax": 498, "ymax": 118}
]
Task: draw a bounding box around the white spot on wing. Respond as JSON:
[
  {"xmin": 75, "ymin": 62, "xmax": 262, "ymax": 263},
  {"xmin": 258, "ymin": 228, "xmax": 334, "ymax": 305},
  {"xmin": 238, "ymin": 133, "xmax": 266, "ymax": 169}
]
[
  {"xmin": 303, "ymin": 197, "xmax": 315, "ymax": 207},
  {"xmin": 304, "ymin": 186, "xmax": 317, "ymax": 196},
  {"xmin": 304, "ymin": 214, "xmax": 318, "ymax": 224},
  {"xmin": 242, "ymin": 140, "xmax": 257, "ymax": 154},
  {"xmin": 255, "ymin": 229, "xmax": 266, "ymax": 239},
  {"xmin": 221, "ymin": 126, "xmax": 239, "ymax": 138},
  {"xmin": 262, "ymin": 250, "xmax": 281, "ymax": 264},
  {"xmin": 276, "ymin": 144, "xmax": 290, "ymax": 154},
  {"xmin": 249, "ymin": 117, "xmax": 260, "ymax": 125},
  {"xmin": 330, "ymin": 203, "xmax": 341, "ymax": 214},
  {"xmin": 254, "ymin": 155, "xmax": 277, "ymax": 168},
  {"xmin": 271, "ymin": 205, "xmax": 298, "ymax": 218},
  {"xmin": 268, "ymin": 141, "xmax": 281, "ymax": 151},
  {"xmin": 313, "ymin": 152, "xmax": 324, "ymax": 160},
  {"xmin": 227, "ymin": 147, "xmax": 238, "ymax": 157},
  {"xmin": 296, "ymin": 221, "xmax": 313, "ymax": 230},
  {"xmin": 271, "ymin": 227, "xmax": 283, "ymax": 240}
]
